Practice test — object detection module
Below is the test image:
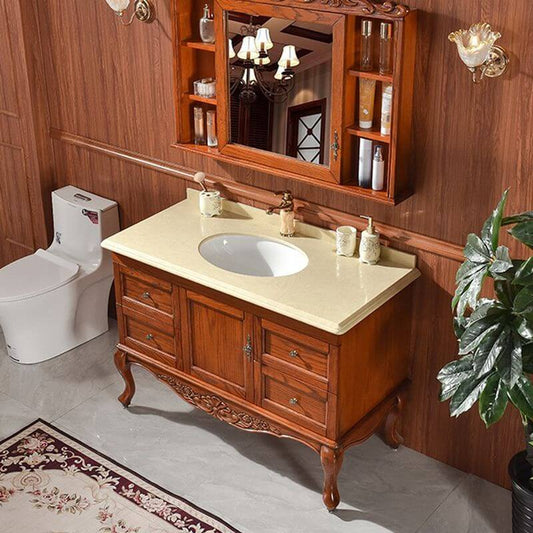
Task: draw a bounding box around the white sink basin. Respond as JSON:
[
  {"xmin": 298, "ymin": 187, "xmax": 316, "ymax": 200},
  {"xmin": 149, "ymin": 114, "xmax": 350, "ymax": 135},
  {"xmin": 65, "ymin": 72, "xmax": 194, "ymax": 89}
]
[{"xmin": 199, "ymin": 233, "xmax": 308, "ymax": 277}]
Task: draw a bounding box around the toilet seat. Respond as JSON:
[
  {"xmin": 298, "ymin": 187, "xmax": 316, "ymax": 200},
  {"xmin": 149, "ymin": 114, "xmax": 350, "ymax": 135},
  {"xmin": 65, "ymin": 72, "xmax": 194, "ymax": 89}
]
[{"xmin": 0, "ymin": 249, "xmax": 79, "ymax": 303}]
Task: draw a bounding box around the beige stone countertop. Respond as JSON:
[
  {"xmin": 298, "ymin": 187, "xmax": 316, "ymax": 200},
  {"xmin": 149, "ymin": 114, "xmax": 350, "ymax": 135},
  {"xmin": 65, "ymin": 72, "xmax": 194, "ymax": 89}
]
[{"xmin": 102, "ymin": 189, "xmax": 420, "ymax": 335}]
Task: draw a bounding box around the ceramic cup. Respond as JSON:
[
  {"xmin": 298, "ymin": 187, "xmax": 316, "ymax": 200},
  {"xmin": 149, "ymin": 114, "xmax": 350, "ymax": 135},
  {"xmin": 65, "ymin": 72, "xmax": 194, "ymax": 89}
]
[
  {"xmin": 199, "ymin": 191, "xmax": 222, "ymax": 217},
  {"xmin": 336, "ymin": 226, "xmax": 357, "ymax": 256}
]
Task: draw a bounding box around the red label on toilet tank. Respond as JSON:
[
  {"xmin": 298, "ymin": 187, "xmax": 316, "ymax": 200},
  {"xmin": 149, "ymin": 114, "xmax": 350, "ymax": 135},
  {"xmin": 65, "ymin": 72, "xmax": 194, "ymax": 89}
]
[{"xmin": 82, "ymin": 209, "xmax": 99, "ymax": 224}]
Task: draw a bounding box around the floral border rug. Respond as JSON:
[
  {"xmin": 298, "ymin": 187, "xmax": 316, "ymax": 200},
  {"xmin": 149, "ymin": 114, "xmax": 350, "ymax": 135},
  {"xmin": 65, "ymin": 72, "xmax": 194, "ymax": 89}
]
[{"xmin": 0, "ymin": 420, "xmax": 241, "ymax": 533}]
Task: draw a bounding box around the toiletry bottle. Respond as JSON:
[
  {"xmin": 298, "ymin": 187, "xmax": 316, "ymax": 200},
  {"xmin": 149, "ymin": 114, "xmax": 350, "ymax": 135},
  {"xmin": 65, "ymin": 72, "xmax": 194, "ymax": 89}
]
[
  {"xmin": 359, "ymin": 79, "xmax": 376, "ymax": 129},
  {"xmin": 359, "ymin": 215, "xmax": 381, "ymax": 265},
  {"xmin": 372, "ymin": 145, "xmax": 385, "ymax": 191},
  {"xmin": 380, "ymin": 83, "xmax": 393, "ymax": 136},
  {"xmin": 199, "ymin": 4, "xmax": 215, "ymax": 44},
  {"xmin": 360, "ymin": 20, "xmax": 373, "ymax": 71},
  {"xmin": 379, "ymin": 23, "xmax": 393, "ymax": 75},
  {"xmin": 193, "ymin": 107, "xmax": 205, "ymax": 145},
  {"xmin": 206, "ymin": 110, "xmax": 217, "ymax": 147},
  {"xmin": 358, "ymin": 139, "xmax": 373, "ymax": 188}
]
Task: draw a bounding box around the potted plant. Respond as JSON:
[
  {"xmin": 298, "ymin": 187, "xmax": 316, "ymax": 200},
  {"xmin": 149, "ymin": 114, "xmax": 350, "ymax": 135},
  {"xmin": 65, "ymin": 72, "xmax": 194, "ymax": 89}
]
[{"xmin": 437, "ymin": 190, "xmax": 533, "ymax": 532}]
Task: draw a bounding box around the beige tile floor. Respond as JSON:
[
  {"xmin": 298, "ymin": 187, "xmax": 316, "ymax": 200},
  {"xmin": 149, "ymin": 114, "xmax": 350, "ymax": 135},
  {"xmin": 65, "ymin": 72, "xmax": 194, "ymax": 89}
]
[{"xmin": 0, "ymin": 322, "xmax": 511, "ymax": 533}]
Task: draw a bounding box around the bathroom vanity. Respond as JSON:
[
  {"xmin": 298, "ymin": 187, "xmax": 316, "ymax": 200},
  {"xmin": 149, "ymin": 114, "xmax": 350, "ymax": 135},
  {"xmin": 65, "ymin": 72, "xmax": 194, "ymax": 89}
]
[{"xmin": 102, "ymin": 190, "xmax": 420, "ymax": 510}]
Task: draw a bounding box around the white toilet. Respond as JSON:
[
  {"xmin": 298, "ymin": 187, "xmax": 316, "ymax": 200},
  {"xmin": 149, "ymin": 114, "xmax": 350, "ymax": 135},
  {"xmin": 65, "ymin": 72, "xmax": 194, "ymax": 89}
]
[{"xmin": 0, "ymin": 186, "xmax": 120, "ymax": 364}]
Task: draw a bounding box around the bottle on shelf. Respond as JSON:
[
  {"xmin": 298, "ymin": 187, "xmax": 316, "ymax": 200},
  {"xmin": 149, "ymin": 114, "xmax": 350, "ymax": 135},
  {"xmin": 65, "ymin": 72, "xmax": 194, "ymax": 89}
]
[
  {"xmin": 358, "ymin": 139, "xmax": 373, "ymax": 188},
  {"xmin": 380, "ymin": 83, "xmax": 393, "ymax": 136},
  {"xmin": 372, "ymin": 145, "xmax": 385, "ymax": 191},
  {"xmin": 199, "ymin": 4, "xmax": 215, "ymax": 44},
  {"xmin": 360, "ymin": 20, "xmax": 373, "ymax": 71},
  {"xmin": 193, "ymin": 107, "xmax": 205, "ymax": 145},
  {"xmin": 379, "ymin": 22, "xmax": 393, "ymax": 75},
  {"xmin": 206, "ymin": 110, "xmax": 217, "ymax": 147},
  {"xmin": 359, "ymin": 79, "xmax": 376, "ymax": 129}
]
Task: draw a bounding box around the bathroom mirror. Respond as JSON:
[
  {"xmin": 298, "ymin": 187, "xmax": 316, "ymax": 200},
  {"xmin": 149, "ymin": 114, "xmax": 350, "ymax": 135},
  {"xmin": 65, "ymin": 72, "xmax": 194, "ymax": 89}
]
[
  {"xmin": 214, "ymin": 0, "xmax": 345, "ymax": 184},
  {"xmin": 226, "ymin": 11, "xmax": 333, "ymax": 167}
]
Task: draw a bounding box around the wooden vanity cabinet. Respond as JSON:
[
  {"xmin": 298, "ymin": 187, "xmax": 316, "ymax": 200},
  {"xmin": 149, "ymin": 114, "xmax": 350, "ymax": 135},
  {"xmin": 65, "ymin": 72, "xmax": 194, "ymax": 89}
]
[{"xmin": 113, "ymin": 253, "xmax": 413, "ymax": 510}]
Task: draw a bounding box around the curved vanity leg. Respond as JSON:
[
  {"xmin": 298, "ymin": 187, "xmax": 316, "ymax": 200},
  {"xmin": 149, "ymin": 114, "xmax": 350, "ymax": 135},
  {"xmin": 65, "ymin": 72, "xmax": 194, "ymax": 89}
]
[
  {"xmin": 114, "ymin": 349, "xmax": 136, "ymax": 407},
  {"xmin": 320, "ymin": 445, "xmax": 344, "ymax": 512},
  {"xmin": 380, "ymin": 394, "xmax": 404, "ymax": 449}
]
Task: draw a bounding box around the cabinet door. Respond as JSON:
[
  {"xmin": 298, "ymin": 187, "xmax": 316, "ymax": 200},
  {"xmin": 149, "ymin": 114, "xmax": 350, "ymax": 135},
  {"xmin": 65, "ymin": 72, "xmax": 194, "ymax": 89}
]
[{"xmin": 181, "ymin": 289, "xmax": 254, "ymax": 401}]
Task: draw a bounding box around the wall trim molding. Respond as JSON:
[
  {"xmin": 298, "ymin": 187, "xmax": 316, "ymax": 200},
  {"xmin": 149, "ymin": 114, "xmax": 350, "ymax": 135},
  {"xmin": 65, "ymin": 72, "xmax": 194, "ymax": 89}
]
[{"xmin": 50, "ymin": 128, "xmax": 465, "ymax": 263}]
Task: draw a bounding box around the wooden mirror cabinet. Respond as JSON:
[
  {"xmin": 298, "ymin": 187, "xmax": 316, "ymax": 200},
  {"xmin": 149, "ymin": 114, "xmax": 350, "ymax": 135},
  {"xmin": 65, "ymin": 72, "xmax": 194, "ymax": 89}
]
[{"xmin": 172, "ymin": 0, "xmax": 417, "ymax": 204}]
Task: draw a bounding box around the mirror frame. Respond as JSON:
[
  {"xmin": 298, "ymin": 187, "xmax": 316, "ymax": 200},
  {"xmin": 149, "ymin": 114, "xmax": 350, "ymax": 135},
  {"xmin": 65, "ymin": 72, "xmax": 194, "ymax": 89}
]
[{"xmin": 214, "ymin": 0, "xmax": 345, "ymax": 184}]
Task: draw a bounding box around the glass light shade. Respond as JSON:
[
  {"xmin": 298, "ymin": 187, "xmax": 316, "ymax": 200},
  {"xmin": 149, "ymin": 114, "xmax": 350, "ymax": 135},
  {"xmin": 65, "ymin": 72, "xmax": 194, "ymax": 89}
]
[
  {"xmin": 105, "ymin": 0, "xmax": 131, "ymax": 13},
  {"xmin": 448, "ymin": 23, "xmax": 501, "ymax": 69},
  {"xmin": 278, "ymin": 45, "xmax": 300, "ymax": 68},
  {"xmin": 242, "ymin": 68, "xmax": 257, "ymax": 84},
  {"xmin": 254, "ymin": 55, "xmax": 271, "ymax": 66},
  {"xmin": 228, "ymin": 39, "xmax": 236, "ymax": 59},
  {"xmin": 238, "ymin": 36, "xmax": 260, "ymax": 60},
  {"xmin": 255, "ymin": 28, "xmax": 273, "ymax": 52},
  {"xmin": 274, "ymin": 65, "xmax": 285, "ymax": 81}
]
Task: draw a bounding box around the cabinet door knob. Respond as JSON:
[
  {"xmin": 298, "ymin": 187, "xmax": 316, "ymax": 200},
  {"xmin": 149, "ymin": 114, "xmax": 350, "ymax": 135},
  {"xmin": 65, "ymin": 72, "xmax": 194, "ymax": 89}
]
[
  {"xmin": 146, "ymin": 333, "xmax": 154, "ymax": 341},
  {"xmin": 289, "ymin": 397, "xmax": 299, "ymax": 406},
  {"xmin": 243, "ymin": 334, "xmax": 253, "ymax": 361},
  {"xmin": 142, "ymin": 291, "xmax": 151, "ymax": 299},
  {"xmin": 289, "ymin": 349, "xmax": 299, "ymax": 358}
]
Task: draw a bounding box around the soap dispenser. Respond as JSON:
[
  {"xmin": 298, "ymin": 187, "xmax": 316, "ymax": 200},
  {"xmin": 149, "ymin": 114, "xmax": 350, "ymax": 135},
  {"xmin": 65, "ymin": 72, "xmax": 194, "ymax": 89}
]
[{"xmin": 359, "ymin": 215, "xmax": 381, "ymax": 265}]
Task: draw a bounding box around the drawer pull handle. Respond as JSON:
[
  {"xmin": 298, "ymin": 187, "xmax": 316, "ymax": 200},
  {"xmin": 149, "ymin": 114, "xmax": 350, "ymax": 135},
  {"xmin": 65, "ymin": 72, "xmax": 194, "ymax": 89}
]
[
  {"xmin": 289, "ymin": 349, "xmax": 299, "ymax": 358},
  {"xmin": 289, "ymin": 397, "xmax": 299, "ymax": 406},
  {"xmin": 146, "ymin": 333, "xmax": 154, "ymax": 341},
  {"xmin": 141, "ymin": 291, "xmax": 151, "ymax": 300},
  {"xmin": 243, "ymin": 334, "xmax": 253, "ymax": 361}
]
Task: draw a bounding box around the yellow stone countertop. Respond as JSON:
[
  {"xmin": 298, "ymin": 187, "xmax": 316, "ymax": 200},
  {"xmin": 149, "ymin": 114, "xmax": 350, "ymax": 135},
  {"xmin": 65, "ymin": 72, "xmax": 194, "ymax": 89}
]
[{"xmin": 102, "ymin": 189, "xmax": 420, "ymax": 335}]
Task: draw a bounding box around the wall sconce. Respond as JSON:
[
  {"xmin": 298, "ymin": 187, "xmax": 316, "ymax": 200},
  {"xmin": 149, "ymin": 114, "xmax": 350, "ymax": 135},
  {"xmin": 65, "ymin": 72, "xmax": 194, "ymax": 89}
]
[
  {"xmin": 105, "ymin": 0, "xmax": 154, "ymax": 25},
  {"xmin": 449, "ymin": 23, "xmax": 509, "ymax": 83}
]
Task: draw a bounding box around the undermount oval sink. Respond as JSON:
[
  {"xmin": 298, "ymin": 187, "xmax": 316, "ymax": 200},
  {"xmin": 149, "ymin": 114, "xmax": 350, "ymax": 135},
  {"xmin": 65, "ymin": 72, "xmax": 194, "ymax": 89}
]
[{"xmin": 199, "ymin": 233, "xmax": 309, "ymax": 278}]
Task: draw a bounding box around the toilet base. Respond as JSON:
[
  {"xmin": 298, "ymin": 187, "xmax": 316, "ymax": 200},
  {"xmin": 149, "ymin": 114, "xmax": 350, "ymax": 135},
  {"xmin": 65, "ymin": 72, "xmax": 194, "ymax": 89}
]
[{"xmin": 1, "ymin": 276, "xmax": 113, "ymax": 365}]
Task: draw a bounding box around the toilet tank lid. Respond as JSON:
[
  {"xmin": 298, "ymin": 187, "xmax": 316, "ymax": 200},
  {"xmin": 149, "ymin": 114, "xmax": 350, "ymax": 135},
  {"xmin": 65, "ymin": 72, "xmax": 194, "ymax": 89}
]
[
  {"xmin": 0, "ymin": 249, "xmax": 79, "ymax": 303},
  {"xmin": 52, "ymin": 186, "xmax": 117, "ymax": 213}
]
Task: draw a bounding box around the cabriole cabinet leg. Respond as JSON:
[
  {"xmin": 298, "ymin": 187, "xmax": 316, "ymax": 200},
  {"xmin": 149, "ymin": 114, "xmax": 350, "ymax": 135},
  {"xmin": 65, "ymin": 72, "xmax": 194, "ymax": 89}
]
[
  {"xmin": 380, "ymin": 394, "xmax": 404, "ymax": 449},
  {"xmin": 320, "ymin": 445, "xmax": 344, "ymax": 512},
  {"xmin": 114, "ymin": 349, "xmax": 136, "ymax": 407}
]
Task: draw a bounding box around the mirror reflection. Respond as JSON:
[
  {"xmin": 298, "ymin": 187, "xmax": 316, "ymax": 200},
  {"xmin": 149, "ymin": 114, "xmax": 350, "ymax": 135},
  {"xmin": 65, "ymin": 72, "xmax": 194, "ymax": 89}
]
[{"xmin": 227, "ymin": 12, "xmax": 333, "ymax": 166}]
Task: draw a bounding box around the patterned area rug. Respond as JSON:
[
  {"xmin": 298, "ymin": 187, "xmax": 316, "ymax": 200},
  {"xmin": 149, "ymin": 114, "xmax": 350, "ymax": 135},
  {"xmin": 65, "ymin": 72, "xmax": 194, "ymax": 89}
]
[{"xmin": 0, "ymin": 420, "xmax": 240, "ymax": 533}]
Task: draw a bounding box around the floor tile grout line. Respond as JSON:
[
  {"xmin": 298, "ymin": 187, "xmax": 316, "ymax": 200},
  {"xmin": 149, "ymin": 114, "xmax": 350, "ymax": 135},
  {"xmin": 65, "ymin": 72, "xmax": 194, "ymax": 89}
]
[{"xmin": 413, "ymin": 474, "xmax": 470, "ymax": 533}]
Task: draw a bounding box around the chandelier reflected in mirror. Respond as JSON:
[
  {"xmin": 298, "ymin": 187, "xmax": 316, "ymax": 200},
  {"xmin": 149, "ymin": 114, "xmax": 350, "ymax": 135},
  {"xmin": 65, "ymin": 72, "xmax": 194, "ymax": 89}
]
[{"xmin": 229, "ymin": 19, "xmax": 300, "ymax": 104}]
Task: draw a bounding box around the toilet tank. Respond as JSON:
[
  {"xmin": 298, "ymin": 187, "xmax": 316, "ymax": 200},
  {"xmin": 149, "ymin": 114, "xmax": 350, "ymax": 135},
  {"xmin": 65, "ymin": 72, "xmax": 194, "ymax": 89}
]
[{"xmin": 49, "ymin": 186, "xmax": 120, "ymax": 265}]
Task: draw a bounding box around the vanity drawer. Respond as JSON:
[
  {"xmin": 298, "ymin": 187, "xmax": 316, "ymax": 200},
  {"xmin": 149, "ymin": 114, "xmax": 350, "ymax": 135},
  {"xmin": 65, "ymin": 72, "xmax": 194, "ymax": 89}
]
[
  {"xmin": 120, "ymin": 267, "xmax": 174, "ymax": 316},
  {"xmin": 120, "ymin": 306, "xmax": 178, "ymax": 367},
  {"xmin": 261, "ymin": 366, "xmax": 328, "ymax": 435},
  {"xmin": 261, "ymin": 320, "xmax": 330, "ymax": 379}
]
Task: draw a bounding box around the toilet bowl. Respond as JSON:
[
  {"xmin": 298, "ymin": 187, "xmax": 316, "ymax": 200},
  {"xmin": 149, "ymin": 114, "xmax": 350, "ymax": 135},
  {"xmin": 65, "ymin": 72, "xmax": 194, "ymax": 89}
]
[{"xmin": 0, "ymin": 186, "xmax": 120, "ymax": 364}]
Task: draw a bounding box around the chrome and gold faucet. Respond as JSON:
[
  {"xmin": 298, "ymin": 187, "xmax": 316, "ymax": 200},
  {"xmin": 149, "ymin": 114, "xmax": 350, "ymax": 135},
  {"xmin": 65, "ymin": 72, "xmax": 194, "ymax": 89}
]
[{"xmin": 266, "ymin": 191, "xmax": 296, "ymax": 237}]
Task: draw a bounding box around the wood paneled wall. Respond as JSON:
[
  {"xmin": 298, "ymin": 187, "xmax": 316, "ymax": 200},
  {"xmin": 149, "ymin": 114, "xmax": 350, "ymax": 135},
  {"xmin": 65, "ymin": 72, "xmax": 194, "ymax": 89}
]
[{"xmin": 18, "ymin": 0, "xmax": 533, "ymax": 488}]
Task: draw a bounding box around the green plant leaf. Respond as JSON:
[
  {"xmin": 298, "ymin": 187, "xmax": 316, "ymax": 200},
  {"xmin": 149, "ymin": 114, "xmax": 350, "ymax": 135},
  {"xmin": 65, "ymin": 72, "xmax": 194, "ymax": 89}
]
[
  {"xmin": 459, "ymin": 311, "xmax": 506, "ymax": 354},
  {"xmin": 464, "ymin": 233, "xmax": 492, "ymax": 263},
  {"xmin": 479, "ymin": 373, "xmax": 508, "ymax": 427},
  {"xmin": 489, "ymin": 246, "xmax": 514, "ymax": 280},
  {"xmin": 514, "ymin": 258, "xmax": 533, "ymax": 287},
  {"xmin": 510, "ymin": 221, "xmax": 533, "ymax": 249},
  {"xmin": 515, "ymin": 317, "xmax": 533, "ymax": 342},
  {"xmin": 476, "ymin": 326, "xmax": 511, "ymax": 378},
  {"xmin": 437, "ymin": 356, "xmax": 475, "ymax": 401},
  {"xmin": 453, "ymin": 316, "xmax": 467, "ymax": 339},
  {"xmin": 515, "ymin": 287, "xmax": 533, "ymax": 315},
  {"xmin": 503, "ymin": 211, "xmax": 533, "ymax": 226},
  {"xmin": 494, "ymin": 281, "xmax": 515, "ymax": 309},
  {"xmin": 481, "ymin": 189, "xmax": 508, "ymax": 252},
  {"xmin": 508, "ymin": 375, "xmax": 533, "ymax": 420},
  {"xmin": 450, "ymin": 374, "xmax": 490, "ymax": 417},
  {"xmin": 455, "ymin": 272, "xmax": 488, "ymax": 318},
  {"xmin": 497, "ymin": 333, "xmax": 523, "ymax": 388}
]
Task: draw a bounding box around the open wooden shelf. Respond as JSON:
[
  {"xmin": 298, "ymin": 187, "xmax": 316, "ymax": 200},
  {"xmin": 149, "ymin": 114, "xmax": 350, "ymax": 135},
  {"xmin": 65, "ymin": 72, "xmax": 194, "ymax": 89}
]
[
  {"xmin": 186, "ymin": 93, "xmax": 217, "ymax": 106},
  {"xmin": 181, "ymin": 40, "xmax": 216, "ymax": 53},
  {"xmin": 348, "ymin": 68, "xmax": 393, "ymax": 83},
  {"xmin": 347, "ymin": 125, "xmax": 391, "ymax": 143}
]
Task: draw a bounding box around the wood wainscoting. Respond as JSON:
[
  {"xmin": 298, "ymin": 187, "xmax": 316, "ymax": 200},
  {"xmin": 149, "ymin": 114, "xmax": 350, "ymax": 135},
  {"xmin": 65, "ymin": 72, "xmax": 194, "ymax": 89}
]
[{"xmin": 4, "ymin": 0, "xmax": 531, "ymax": 491}]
